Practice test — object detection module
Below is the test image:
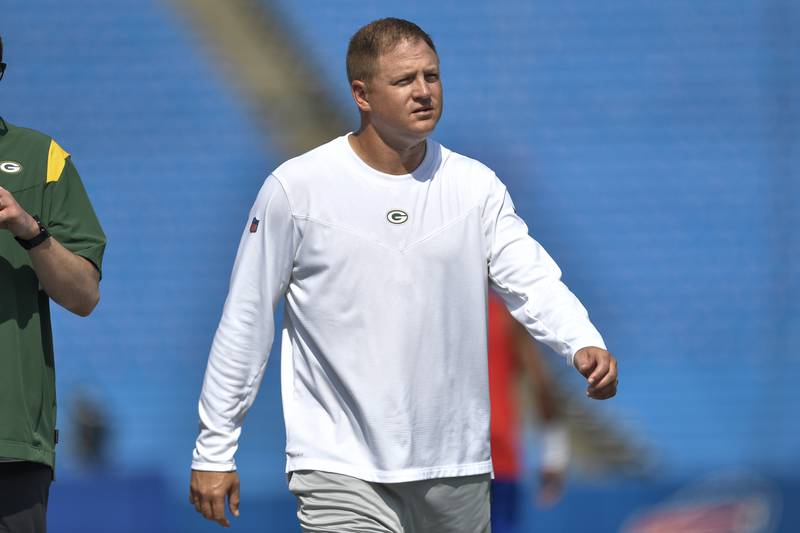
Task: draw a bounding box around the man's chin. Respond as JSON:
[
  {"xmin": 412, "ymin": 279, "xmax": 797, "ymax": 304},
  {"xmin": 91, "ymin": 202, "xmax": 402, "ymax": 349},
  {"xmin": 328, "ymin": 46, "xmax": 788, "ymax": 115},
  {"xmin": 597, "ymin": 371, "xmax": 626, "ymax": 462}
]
[{"xmin": 409, "ymin": 118, "xmax": 439, "ymax": 137}]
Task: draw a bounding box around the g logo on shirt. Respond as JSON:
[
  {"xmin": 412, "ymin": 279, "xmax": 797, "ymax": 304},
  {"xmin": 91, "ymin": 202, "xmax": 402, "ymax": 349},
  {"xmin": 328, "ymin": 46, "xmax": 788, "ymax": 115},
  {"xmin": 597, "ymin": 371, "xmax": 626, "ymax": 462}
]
[
  {"xmin": 386, "ymin": 209, "xmax": 409, "ymax": 224},
  {"xmin": 0, "ymin": 161, "xmax": 22, "ymax": 174}
]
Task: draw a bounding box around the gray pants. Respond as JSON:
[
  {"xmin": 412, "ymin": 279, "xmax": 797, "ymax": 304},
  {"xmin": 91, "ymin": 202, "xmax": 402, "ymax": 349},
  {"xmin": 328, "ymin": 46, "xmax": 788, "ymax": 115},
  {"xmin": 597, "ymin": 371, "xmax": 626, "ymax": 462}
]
[{"xmin": 289, "ymin": 470, "xmax": 491, "ymax": 533}]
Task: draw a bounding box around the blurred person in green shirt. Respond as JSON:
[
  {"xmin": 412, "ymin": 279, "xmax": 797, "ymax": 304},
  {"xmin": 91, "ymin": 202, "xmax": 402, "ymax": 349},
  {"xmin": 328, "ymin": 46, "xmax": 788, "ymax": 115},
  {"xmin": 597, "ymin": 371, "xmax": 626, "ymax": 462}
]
[{"xmin": 0, "ymin": 34, "xmax": 106, "ymax": 533}]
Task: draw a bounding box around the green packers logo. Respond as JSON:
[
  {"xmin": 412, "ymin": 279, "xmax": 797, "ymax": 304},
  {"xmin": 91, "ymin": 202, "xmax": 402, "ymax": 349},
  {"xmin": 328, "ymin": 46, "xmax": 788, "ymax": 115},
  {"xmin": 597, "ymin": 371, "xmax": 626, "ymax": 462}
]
[
  {"xmin": 0, "ymin": 161, "xmax": 23, "ymax": 174},
  {"xmin": 387, "ymin": 209, "xmax": 408, "ymax": 224}
]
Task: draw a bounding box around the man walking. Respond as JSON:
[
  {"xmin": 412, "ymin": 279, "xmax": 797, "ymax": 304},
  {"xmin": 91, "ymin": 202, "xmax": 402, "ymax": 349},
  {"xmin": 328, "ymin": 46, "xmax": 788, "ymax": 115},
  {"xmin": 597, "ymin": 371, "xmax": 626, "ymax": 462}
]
[
  {"xmin": 0, "ymin": 35, "xmax": 106, "ymax": 533},
  {"xmin": 190, "ymin": 18, "xmax": 617, "ymax": 532}
]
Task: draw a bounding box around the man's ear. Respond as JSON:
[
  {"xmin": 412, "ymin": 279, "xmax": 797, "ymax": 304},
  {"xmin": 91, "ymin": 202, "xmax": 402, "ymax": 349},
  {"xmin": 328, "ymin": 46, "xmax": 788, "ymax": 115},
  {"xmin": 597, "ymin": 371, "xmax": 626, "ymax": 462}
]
[{"xmin": 351, "ymin": 80, "xmax": 371, "ymax": 113}]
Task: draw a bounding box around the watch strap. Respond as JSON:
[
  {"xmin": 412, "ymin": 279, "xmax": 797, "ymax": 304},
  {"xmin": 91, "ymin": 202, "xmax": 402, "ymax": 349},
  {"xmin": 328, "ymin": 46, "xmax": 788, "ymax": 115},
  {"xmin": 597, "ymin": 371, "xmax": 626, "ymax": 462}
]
[{"xmin": 15, "ymin": 216, "xmax": 51, "ymax": 250}]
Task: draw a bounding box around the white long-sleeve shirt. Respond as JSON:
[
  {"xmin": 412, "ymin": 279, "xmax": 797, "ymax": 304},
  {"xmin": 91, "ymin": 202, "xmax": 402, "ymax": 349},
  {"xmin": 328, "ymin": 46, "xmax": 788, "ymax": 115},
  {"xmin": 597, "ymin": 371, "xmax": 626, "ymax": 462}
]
[{"xmin": 192, "ymin": 135, "xmax": 605, "ymax": 482}]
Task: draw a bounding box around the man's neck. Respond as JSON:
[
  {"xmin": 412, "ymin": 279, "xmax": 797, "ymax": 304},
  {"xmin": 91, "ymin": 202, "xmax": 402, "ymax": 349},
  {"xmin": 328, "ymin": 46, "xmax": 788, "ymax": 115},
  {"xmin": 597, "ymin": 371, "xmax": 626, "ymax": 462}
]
[{"xmin": 348, "ymin": 126, "xmax": 427, "ymax": 175}]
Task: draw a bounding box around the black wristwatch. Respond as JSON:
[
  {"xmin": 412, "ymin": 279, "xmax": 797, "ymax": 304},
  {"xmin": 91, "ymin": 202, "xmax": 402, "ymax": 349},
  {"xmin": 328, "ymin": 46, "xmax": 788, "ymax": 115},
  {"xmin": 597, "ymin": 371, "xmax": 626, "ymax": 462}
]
[{"xmin": 15, "ymin": 215, "xmax": 51, "ymax": 250}]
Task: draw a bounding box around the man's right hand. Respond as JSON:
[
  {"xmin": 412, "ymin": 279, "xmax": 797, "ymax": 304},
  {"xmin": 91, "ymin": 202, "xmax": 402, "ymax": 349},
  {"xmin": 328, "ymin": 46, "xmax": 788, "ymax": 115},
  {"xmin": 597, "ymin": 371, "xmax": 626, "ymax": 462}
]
[{"xmin": 189, "ymin": 470, "xmax": 240, "ymax": 528}]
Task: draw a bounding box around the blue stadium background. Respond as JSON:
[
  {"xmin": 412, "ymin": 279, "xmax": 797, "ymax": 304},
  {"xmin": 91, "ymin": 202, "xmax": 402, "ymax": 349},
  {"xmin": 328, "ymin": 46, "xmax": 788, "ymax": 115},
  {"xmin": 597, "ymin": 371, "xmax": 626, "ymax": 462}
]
[{"xmin": 3, "ymin": 0, "xmax": 798, "ymax": 531}]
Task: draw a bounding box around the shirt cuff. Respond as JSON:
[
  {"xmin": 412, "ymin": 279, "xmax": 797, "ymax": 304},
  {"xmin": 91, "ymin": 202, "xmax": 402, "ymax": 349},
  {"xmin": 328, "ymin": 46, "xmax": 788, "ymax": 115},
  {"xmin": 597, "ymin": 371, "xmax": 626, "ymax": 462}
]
[
  {"xmin": 567, "ymin": 336, "xmax": 607, "ymax": 366},
  {"xmin": 191, "ymin": 459, "xmax": 237, "ymax": 472}
]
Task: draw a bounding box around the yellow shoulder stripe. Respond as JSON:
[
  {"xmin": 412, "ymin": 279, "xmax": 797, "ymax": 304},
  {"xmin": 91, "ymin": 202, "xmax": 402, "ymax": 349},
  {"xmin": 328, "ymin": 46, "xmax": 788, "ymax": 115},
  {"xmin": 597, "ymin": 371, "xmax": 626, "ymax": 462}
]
[{"xmin": 46, "ymin": 139, "xmax": 70, "ymax": 183}]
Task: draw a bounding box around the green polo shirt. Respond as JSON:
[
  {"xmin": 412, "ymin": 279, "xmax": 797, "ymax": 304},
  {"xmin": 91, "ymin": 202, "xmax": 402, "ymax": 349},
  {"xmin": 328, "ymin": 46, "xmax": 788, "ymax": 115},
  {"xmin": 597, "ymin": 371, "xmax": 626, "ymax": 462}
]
[{"xmin": 0, "ymin": 117, "xmax": 105, "ymax": 469}]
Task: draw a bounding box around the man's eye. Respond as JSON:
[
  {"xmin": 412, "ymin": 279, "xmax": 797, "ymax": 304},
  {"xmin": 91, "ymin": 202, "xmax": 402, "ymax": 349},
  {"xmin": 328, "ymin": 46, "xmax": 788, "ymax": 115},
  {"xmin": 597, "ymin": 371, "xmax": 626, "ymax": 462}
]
[{"xmin": 425, "ymin": 74, "xmax": 439, "ymax": 82}]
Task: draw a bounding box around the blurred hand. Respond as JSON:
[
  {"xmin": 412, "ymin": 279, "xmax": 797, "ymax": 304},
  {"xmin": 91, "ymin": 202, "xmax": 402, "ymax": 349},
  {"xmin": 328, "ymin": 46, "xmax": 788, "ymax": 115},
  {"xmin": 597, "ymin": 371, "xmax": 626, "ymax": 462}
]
[
  {"xmin": 573, "ymin": 347, "xmax": 618, "ymax": 400},
  {"xmin": 537, "ymin": 467, "xmax": 566, "ymax": 507},
  {"xmin": 0, "ymin": 186, "xmax": 39, "ymax": 239},
  {"xmin": 189, "ymin": 470, "xmax": 240, "ymax": 528}
]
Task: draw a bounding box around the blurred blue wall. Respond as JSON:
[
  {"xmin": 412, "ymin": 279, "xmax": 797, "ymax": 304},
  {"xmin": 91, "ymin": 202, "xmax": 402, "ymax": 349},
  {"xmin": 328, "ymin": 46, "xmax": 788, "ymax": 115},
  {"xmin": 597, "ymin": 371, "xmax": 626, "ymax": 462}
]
[{"xmin": 3, "ymin": 0, "xmax": 798, "ymax": 531}]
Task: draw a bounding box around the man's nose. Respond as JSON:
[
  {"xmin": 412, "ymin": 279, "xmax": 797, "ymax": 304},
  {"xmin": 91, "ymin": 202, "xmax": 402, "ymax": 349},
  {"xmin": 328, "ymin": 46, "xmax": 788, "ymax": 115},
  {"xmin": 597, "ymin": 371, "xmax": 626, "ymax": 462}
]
[{"xmin": 412, "ymin": 77, "xmax": 432, "ymax": 99}]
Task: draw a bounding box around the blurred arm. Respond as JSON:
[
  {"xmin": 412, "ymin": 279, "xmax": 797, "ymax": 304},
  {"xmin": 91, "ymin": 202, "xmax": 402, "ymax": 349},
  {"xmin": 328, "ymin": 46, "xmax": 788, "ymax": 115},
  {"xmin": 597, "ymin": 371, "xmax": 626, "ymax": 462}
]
[
  {"xmin": 511, "ymin": 319, "xmax": 569, "ymax": 506},
  {"xmin": 511, "ymin": 320, "xmax": 558, "ymax": 421}
]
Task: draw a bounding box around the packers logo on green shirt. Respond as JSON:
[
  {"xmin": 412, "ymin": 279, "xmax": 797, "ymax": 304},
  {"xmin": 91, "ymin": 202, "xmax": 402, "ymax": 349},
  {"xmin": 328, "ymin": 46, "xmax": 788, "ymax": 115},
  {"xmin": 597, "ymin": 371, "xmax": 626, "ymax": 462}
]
[{"xmin": 0, "ymin": 161, "xmax": 23, "ymax": 174}]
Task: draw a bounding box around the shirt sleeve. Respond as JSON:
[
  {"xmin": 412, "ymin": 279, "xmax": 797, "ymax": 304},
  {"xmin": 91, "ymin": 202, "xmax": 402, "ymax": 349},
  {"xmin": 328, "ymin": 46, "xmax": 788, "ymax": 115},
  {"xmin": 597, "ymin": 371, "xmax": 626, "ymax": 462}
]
[
  {"xmin": 192, "ymin": 176, "xmax": 296, "ymax": 471},
  {"xmin": 483, "ymin": 173, "xmax": 606, "ymax": 364},
  {"xmin": 42, "ymin": 157, "xmax": 106, "ymax": 276}
]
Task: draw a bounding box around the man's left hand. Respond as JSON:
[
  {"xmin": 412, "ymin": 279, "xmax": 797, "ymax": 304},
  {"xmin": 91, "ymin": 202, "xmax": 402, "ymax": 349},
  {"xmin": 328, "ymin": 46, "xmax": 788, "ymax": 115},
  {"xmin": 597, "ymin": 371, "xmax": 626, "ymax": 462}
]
[
  {"xmin": 573, "ymin": 346, "xmax": 618, "ymax": 400},
  {"xmin": 0, "ymin": 186, "xmax": 39, "ymax": 239}
]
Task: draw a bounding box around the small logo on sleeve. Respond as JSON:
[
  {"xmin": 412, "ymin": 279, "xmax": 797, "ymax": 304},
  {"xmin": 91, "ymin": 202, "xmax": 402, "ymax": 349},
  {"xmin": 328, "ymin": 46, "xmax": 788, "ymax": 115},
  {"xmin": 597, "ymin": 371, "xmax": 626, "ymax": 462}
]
[
  {"xmin": 386, "ymin": 209, "xmax": 409, "ymax": 224},
  {"xmin": 0, "ymin": 161, "xmax": 23, "ymax": 174},
  {"xmin": 249, "ymin": 217, "xmax": 260, "ymax": 233}
]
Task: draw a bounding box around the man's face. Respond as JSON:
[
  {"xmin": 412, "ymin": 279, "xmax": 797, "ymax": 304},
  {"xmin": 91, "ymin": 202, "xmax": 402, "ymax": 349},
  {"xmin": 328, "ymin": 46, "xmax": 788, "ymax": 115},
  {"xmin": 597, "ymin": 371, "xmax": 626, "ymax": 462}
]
[{"xmin": 360, "ymin": 39, "xmax": 443, "ymax": 145}]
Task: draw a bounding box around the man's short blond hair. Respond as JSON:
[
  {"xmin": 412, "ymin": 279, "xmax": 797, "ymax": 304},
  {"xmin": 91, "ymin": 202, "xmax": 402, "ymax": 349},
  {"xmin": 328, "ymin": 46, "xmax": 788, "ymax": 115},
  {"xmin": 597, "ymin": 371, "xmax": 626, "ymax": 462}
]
[{"xmin": 346, "ymin": 18, "xmax": 437, "ymax": 83}]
